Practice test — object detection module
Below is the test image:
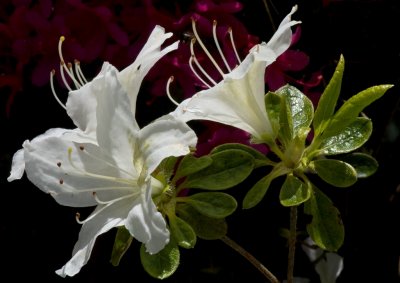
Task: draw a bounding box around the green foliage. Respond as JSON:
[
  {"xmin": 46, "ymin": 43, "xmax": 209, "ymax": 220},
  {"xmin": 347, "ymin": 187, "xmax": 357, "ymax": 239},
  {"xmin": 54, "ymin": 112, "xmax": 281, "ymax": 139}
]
[
  {"xmin": 279, "ymin": 174, "xmax": 311, "ymax": 206},
  {"xmin": 140, "ymin": 239, "xmax": 180, "ymax": 279},
  {"xmin": 184, "ymin": 192, "xmax": 237, "ymax": 218},
  {"xmin": 168, "ymin": 215, "xmax": 197, "ymax": 249},
  {"xmin": 310, "ymin": 159, "xmax": 357, "ymax": 188},
  {"xmin": 110, "ymin": 226, "xmax": 133, "ymax": 267}
]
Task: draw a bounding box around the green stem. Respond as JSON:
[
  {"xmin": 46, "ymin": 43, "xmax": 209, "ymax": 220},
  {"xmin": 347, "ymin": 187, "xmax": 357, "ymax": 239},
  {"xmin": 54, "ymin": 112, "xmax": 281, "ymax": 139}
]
[
  {"xmin": 287, "ymin": 206, "xmax": 298, "ymax": 283},
  {"xmin": 221, "ymin": 235, "xmax": 280, "ymax": 283}
]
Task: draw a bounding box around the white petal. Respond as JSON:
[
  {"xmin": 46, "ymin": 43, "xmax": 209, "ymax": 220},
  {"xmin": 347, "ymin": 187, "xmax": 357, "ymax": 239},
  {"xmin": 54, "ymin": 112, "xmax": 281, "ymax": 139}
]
[
  {"xmin": 7, "ymin": 149, "xmax": 24, "ymax": 182},
  {"xmin": 315, "ymin": 253, "xmax": 344, "ymax": 283},
  {"xmin": 94, "ymin": 64, "xmax": 138, "ymax": 174},
  {"xmin": 118, "ymin": 25, "xmax": 179, "ymax": 117},
  {"xmin": 66, "ymin": 62, "xmax": 115, "ymax": 138},
  {"xmin": 56, "ymin": 197, "xmax": 133, "ymax": 277},
  {"xmin": 172, "ymin": 57, "xmax": 273, "ymax": 142},
  {"xmin": 138, "ymin": 116, "xmax": 197, "ymax": 174},
  {"xmin": 24, "ymin": 136, "xmax": 134, "ymax": 207},
  {"xmin": 7, "ymin": 127, "xmax": 83, "ymax": 182},
  {"xmin": 125, "ymin": 180, "xmax": 169, "ymax": 254}
]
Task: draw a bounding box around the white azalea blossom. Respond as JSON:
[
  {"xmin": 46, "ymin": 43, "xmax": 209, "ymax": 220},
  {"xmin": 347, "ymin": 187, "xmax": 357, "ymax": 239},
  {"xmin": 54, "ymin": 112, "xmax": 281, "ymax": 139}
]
[
  {"xmin": 171, "ymin": 6, "xmax": 300, "ymax": 145},
  {"xmin": 8, "ymin": 25, "xmax": 197, "ymax": 277}
]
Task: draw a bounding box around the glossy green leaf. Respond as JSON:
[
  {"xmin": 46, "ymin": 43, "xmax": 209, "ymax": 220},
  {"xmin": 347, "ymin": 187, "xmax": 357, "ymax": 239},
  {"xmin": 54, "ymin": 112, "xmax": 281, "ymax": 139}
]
[
  {"xmin": 304, "ymin": 187, "xmax": 345, "ymax": 251},
  {"xmin": 154, "ymin": 156, "xmax": 178, "ymax": 183},
  {"xmin": 336, "ymin": 152, "xmax": 378, "ymax": 178},
  {"xmin": 277, "ymin": 85, "xmax": 314, "ymax": 137},
  {"xmin": 311, "ymin": 159, "xmax": 357, "ymax": 187},
  {"xmin": 110, "ymin": 226, "xmax": 133, "ymax": 266},
  {"xmin": 265, "ymin": 91, "xmax": 282, "ymax": 138},
  {"xmin": 140, "ymin": 239, "xmax": 180, "ymax": 279},
  {"xmin": 313, "ymin": 55, "xmax": 345, "ymax": 137},
  {"xmin": 185, "ymin": 192, "xmax": 237, "ymax": 218},
  {"xmin": 243, "ymin": 164, "xmax": 290, "ymax": 209},
  {"xmin": 321, "ymin": 84, "xmax": 393, "ymax": 139},
  {"xmin": 211, "ymin": 143, "xmax": 273, "ymax": 167},
  {"xmin": 174, "ymin": 154, "xmax": 212, "ymax": 181},
  {"xmin": 177, "ymin": 204, "xmax": 228, "ymax": 240},
  {"xmin": 318, "ymin": 117, "xmax": 372, "ymax": 155},
  {"xmin": 168, "ymin": 215, "xmax": 197, "ymax": 249},
  {"xmin": 280, "ymin": 174, "xmax": 311, "ymax": 206},
  {"xmin": 184, "ymin": 149, "xmax": 254, "ymax": 190}
]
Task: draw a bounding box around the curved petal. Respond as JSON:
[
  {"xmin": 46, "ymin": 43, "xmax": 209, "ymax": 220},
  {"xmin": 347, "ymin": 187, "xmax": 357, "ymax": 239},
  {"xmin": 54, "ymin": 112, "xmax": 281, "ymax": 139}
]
[
  {"xmin": 66, "ymin": 62, "xmax": 114, "ymax": 138},
  {"xmin": 7, "ymin": 127, "xmax": 84, "ymax": 182},
  {"xmin": 125, "ymin": 179, "xmax": 169, "ymax": 254},
  {"xmin": 172, "ymin": 57, "xmax": 273, "ymax": 142},
  {"xmin": 55, "ymin": 196, "xmax": 134, "ymax": 277},
  {"xmin": 138, "ymin": 116, "xmax": 197, "ymax": 174},
  {"xmin": 24, "ymin": 136, "xmax": 135, "ymax": 207},
  {"xmin": 118, "ymin": 25, "xmax": 179, "ymax": 117},
  {"xmin": 94, "ymin": 64, "xmax": 138, "ymax": 174}
]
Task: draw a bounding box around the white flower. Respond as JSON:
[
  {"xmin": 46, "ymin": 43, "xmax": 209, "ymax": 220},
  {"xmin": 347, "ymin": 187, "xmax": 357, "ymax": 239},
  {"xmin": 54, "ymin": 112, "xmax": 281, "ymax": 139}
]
[
  {"xmin": 170, "ymin": 6, "xmax": 300, "ymax": 144},
  {"xmin": 8, "ymin": 25, "xmax": 197, "ymax": 277}
]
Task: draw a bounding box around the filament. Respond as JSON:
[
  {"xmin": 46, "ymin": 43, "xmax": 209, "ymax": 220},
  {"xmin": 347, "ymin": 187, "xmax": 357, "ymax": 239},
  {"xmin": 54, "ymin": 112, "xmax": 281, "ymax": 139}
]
[
  {"xmin": 228, "ymin": 27, "xmax": 242, "ymax": 64},
  {"xmin": 50, "ymin": 70, "xmax": 67, "ymax": 110},
  {"xmin": 213, "ymin": 20, "xmax": 231, "ymax": 72},
  {"xmin": 166, "ymin": 76, "xmax": 180, "ymax": 106},
  {"xmin": 191, "ymin": 18, "xmax": 225, "ymax": 76}
]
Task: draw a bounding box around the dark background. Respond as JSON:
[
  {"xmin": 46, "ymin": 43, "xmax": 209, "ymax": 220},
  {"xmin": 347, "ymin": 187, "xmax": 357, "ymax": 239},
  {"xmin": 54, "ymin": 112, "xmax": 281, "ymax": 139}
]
[{"xmin": 1, "ymin": 0, "xmax": 399, "ymax": 282}]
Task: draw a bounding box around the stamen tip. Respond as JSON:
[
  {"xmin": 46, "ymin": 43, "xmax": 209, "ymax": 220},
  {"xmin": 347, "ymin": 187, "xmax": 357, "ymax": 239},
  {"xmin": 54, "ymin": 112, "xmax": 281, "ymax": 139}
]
[
  {"xmin": 51, "ymin": 69, "xmax": 56, "ymax": 75},
  {"xmin": 169, "ymin": 76, "xmax": 174, "ymax": 82},
  {"xmin": 60, "ymin": 36, "xmax": 65, "ymax": 42},
  {"xmin": 213, "ymin": 20, "xmax": 217, "ymax": 25}
]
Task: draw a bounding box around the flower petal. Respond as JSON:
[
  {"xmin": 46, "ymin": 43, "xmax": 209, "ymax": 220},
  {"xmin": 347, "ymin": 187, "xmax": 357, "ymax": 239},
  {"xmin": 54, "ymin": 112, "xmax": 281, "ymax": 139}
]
[
  {"xmin": 137, "ymin": 116, "xmax": 197, "ymax": 174},
  {"xmin": 24, "ymin": 136, "xmax": 134, "ymax": 207},
  {"xmin": 118, "ymin": 25, "xmax": 179, "ymax": 117},
  {"xmin": 94, "ymin": 63, "xmax": 138, "ymax": 174},
  {"xmin": 55, "ymin": 197, "xmax": 134, "ymax": 277},
  {"xmin": 125, "ymin": 179, "xmax": 169, "ymax": 254}
]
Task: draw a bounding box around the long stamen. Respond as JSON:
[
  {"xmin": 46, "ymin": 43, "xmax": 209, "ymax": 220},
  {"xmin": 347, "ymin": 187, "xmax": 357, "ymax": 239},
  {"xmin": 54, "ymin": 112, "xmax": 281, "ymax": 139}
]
[
  {"xmin": 50, "ymin": 70, "xmax": 67, "ymax": 110},
  {"xmin": 190, "ymin": 38, "xmax": 217, "ymax": 86},
  {"xmin": 75, "ymin": 192, "xmax": 138, "ymax": 224},
  {"xmin": 189, "ymin": 56, "xmax": 212, "ymax": 88},
  {"xmin": 67, "ymin": 147, "xmax": 134, "ymax": 185},
  {"xmin": 74, "ymin": 59, "xmax": 88, "ymax": 84},
  {"xmin": 93, "ymin": 192, "xmax": 110, "ymax": 204},
  {"xmin": 213, "ymin": 20, "xmax": 231, "ymax": 72},
  {"xmin": 67, "ymin": 62, "xmax": 82, "ymax": 89},
  {"xmin": 191, "ymin": 18, "xmax": 225, "ymax": 76},
  {"xmin": 166, "ymin": 76, "xmax": 179, "ymax": 106},
  {"xmin": 58, "ymin": 36, "xmax": 82, "ymax": 89},
  {"xmin": 59, "ymin": 62, "xmax": 72, "ymax": 91},
  {"xmin": 228, "ymin": 27, "xmax": 242, "ymax": 64}
]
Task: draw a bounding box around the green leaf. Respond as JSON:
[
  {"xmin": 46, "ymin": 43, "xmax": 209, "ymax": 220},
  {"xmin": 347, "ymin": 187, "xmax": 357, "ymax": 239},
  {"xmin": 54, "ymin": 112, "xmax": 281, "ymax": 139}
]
[
  {"xmin": 110, "ymin": 226, "xmax": 133, "ymax": 266},
  {"xmin": 280, "ymin": 174, "xmax": 311, "ymax": 206},
  {"xmin": 140, "ymin": 239, "xmax": 180, "ymax": 279},
  {"xmin": 184, "ymin": 149, "xmax": 254, "ymax": 190},
  {"xmin": 211, "ymin": 143, "xmax": 273, "ymax": 167},
  {"xmin": 168, "ymin": 215, "xmax": 197, "ymax": 249},
  {"xmin": 243, "ymin": 164, "xmax": 290, "ymax": 209},
  {"xmin": 153, "ymin": 156, "xmax": 178, "ymax": 183},
  {"xmin": 336, "ymin": 152, "xmax": 378, "ymax": 178},
  {"xmin": 185, "ymin": 192, "xmax": 237, "ymax": 218},
  {"xmin": 313, "ymin": 55, "xmax": 345, "ymax": 137},
  {"xmin": 174, "ymin": 154, "xmax": 212, "ymax": 181},
  {"xmin": 318, "ymin": 117, "xmax": 372, "ymax": 155},
  {"xmin": 265, "ymin": 91, "xmax": 282, "ymax": 138},
  {"xmin": 310, "ymin": 159, "xmax": 357, "ymax": 188},
  {"xmin": 277, "ymin": 85, "xmax": 314, "ymax": 138},
  {"xmin": 177, "ymin": 204, "xmax": 228, "ymax": 240},
  {"xmin": 321, "ymin": 84, "xmax": 393, "ymax": 139},
  {"xmin": 304, "ymin": 187, "xmax": 345, "ymax": 251}
]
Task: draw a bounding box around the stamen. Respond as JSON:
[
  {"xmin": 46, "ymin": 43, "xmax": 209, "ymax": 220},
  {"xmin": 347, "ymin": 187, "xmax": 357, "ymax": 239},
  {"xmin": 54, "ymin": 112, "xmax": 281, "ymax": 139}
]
[
  {"xmin": 75, "ymin": 192, "xmax": 139, "ymax": 224},
  {"xmin": 190, "ymin": 38, "xmax": 217, "ymax": 86},
  {"xmin": 92, "ymin": 192, "xmax": 110, "ymax": 205},
  {"xmin": 67, "ymin": 62, "xmax": 82, "ymax": 89},
  {"xmin": 50, "ymin": 70, "xmax": 67, "ymax": 110},
  {"xmin": 189, "ymin": 56, "xmax": 212, "ymax": 88},
  {"xmin": 191, "ymin": 17, "xmax": 225, "ymax": 76},
  {"xmin": 213, "ymin": 20, "xmax": 232, "ymax": 72},
  {"xmin": 166, "ymin": 76, "xmax": 179, "ymax": 106},
  {"xmin": 59, "ymin": 62, "xmax": 73, "ymax": 91},
  {"xmin": 228, "ymin": 27, "xmax": 242, "ymax": 64},
  {"xmin": 74, "ymin": 60, "xmax": 88, "ymax": 85}
]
